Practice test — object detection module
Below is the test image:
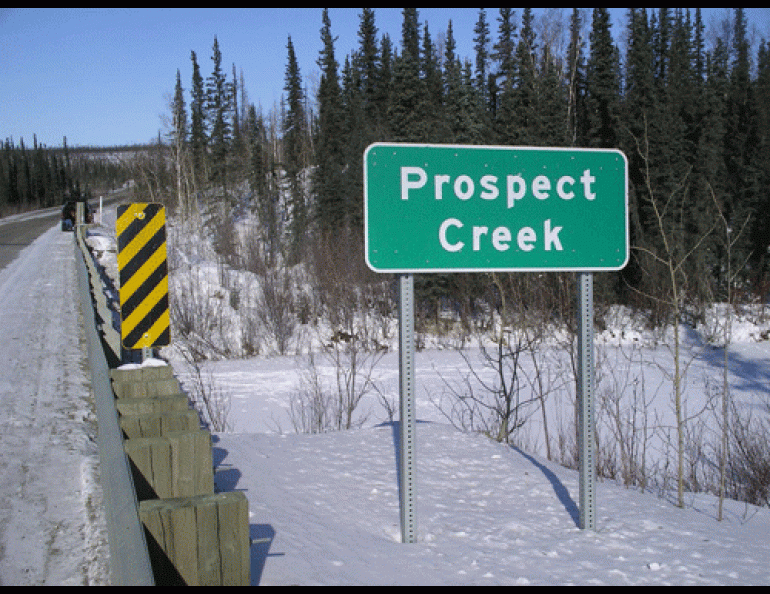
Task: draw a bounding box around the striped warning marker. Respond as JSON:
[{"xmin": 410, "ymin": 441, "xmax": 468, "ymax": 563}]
[{"xmin": 116, "ymin": 203, "xmax": 170, "ymax": 349}]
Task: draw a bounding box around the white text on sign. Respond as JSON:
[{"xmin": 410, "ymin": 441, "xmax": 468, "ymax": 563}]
[
  {"xmin": 439, "ymin": 218, "xmax": 563, "ymax": 253},
  {"xmin": 400, "ymin": 166, "xmax": 603, "ymax": 255},
  {"xmin": 400, "ymin": 166, "xmax": 597, "ymax": 206}
]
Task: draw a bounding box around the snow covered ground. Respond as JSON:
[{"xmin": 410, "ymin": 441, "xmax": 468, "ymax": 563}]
[
  {"xmin": 180, "ymin": 345, "xmax": 770, "ymax": 586},
  {"xmin": 1, "ymin": 210, "xmax": 769, "ymax": 585},
  {"xmin": 215, "ymin": 423, "xmax": 770, "ymax": 585},
  {"xmin": 0, "ymin": 221, "xmax": 109, "ymax": 585}
]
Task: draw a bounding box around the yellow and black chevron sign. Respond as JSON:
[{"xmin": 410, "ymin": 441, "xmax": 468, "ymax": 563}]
[{"xmin": 116, "ymin": 203, "xmax": 170, "ymax": 350}]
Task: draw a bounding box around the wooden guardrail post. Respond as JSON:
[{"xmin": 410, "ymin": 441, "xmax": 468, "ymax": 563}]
[
  {"xmin": 119, "ymin": 408, "xmax": 201, "ymax": 440},
  {"xmin": 123, "ymin": 429, "xmax": 215, "ymax": 500},
  {"xmin": 139, "ymin": 492, "xmax": 250, "ymax": 586},
  {"xmin": 111, "ymin": 364, "xmax": 250, "ymax": 585}
]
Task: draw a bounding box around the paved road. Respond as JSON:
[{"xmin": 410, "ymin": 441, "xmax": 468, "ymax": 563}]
[
  {"xmin": 0, "ymin": 207, "xmax": 64, "ymax": 270},
  {"xmin": 0, "ymin": 195, "xmax": 126, "ymax": 271}
]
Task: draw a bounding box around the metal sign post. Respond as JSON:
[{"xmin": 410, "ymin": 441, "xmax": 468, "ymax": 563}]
[
  {"xmin": 398, "ymin": 274, "xmax": 417, "ymax": 543},
  {"xmin": 577, "ymin": 272, "xmax": 596, "ymax": 530}
]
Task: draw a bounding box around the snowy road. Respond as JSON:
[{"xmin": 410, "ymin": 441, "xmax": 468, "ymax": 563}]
[{"xmin": 0, "ymin": 220, "xmax": 108, "ymax": 585}]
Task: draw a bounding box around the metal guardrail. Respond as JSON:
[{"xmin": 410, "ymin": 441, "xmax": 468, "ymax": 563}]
[
  {"xmin": 75, "ymin": 229, "xmax": 122, "ymax": 363},
  {"xmin": 74, "ymin": 226, "xmax": 155, "ymax": 585}
]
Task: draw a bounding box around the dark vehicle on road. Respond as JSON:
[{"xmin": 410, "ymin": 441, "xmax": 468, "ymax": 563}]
[{"xmin": 61, "ymin": 200, "xmax": 93, "ymax": 231}]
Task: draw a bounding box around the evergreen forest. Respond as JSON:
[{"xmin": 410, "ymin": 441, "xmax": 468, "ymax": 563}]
[{"xmin": 4, "ymin": 8, "xmax": 770, "ymax": 332}]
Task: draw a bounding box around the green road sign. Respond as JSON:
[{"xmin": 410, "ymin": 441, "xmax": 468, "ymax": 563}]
[{"xmin": 364, "ymin": 143, "xmax": 628, "ymax": 273}]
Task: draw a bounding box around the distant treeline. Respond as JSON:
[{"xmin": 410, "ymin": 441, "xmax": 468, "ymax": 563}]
[{"xmin": 0, "ymin": 135, "xmax": 133, "ymax": 215}]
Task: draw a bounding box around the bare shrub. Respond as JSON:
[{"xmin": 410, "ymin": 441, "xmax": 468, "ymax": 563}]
[
  {"xmin": 256, "ymin": 264, "xmax": 298, "ymax": 355},
  {"xmin": 176, "ymin": 343, "xmax": 231, "ymax": 432},
  {"xmin": 285, "ymin": 228, "xmax": 390, "ymax": 432},
  {"xmin": 170, "ymin": 268, "xmax": 231, "ymax": 361},
  {"xmin": 595, "ymin": 345, "xmax": 658, "ymax": 490},
  {"xmin": 289, "ymin": 345, "xmax": 381, "ymax": 434},
  {"xmin": 289, "ymin": 354, "xmax": 334, "ymax": 434},
  {"xmin": 728, "ymin": 401, "xmax": 770, "ymax": 508},
  {"xmin": 432, "ymin": 274, "xmax": 549, "ymax": 444}
]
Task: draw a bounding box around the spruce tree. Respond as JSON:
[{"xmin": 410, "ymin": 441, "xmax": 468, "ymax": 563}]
[
  {"xmin": 443, "ymin": 21, "xmax": 468, "ymax": 144},
  {"xmin": 621, "ymin": 8, "xmax": 656, "ymax": 293},
  {"xmin": 491, "ymin": 8, "xmax": 518, "ymax": 144},
  {"xmin": 376, "ymin": 34, "xmax": 394, "ymax": 140},
  {"xmin": 283, "ymin": 36, "xmax": 308, "ymax": 262},
  {"xmin": 510, "ymin": 8, "xmax": 538, "ymax": 146},
  {"xmin": 357, "ymin": 8, "xmax": 384, "ymax": 135},
  {"xmin": 585, "ymin": 8, "xmax": 620, "ymax": 149},
  {"xmin": 247, "ymin": 104, "xmax": 280, "ymax": 264},
  {"xmin": 189, "ymin": 51, "xmax": 207, "ymax": 190},
  {"xmin": 314, "ymin": 8, "xmax": 346, "ymax": 233},
  {"xmin": 437, "ymin": 20, "xmax": 485, "ymax": 147},
  {"xmin": 170, "ymin": 69, "xmax": 193, "ymax": 219},
  {"xmin": 566, "ymin": 8, "xmax": 588, "ymax": 147},
  {"xmin": 460, "ymin": 60, "xmax": 487, "ymax": 145},
  {"xmin": 491, "ymin": 8, "xmax": 517, "ymax": 97},
  {"xmin": 341, "ymin": 56, "xmax": 367, "ymax": 230},
  {"xmin": 751, "ymin": 39, "xmax": 770, "ymax": 282},
  {"xmin": 387, "ymin": 8, "xmax": 427, "ymax": 142},
  {"xmin": 724, "ymin": 9, "xmax": 762, "ymax": 279},
  {"xmin": 206, "ymin": 36, "xmax": 232, "ymax": 199},
  {"xmin": 473, "ymin": 9, "xmax": 491, "ymax": 110},
  {"xmin": 228, "ymin": 64, "xmax": 248, "ymax": 177},
  {"xmin": 443, "ymin": 20, "xmax": 462, "ymax": 140},
  {"xmin": 536, "ymin": 31, "xmax": 568, "ymax": 147},
  {"xmin": 421, "ymin": 22, "xmax": 449, "ymax": 142},
  {"xmin": 246, "ymin": 104, "xmax": 267, "ymax": 210}
]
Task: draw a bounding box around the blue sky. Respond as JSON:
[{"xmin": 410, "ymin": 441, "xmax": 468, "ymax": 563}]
[{"xmin": 1, "ymin": 8, "xmax": 768, "ymax": 148}]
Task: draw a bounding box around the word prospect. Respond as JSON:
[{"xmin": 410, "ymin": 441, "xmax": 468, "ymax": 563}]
[{"xmin": 364, "ymin": 143, "xmax": 628, "ymax": 273}]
